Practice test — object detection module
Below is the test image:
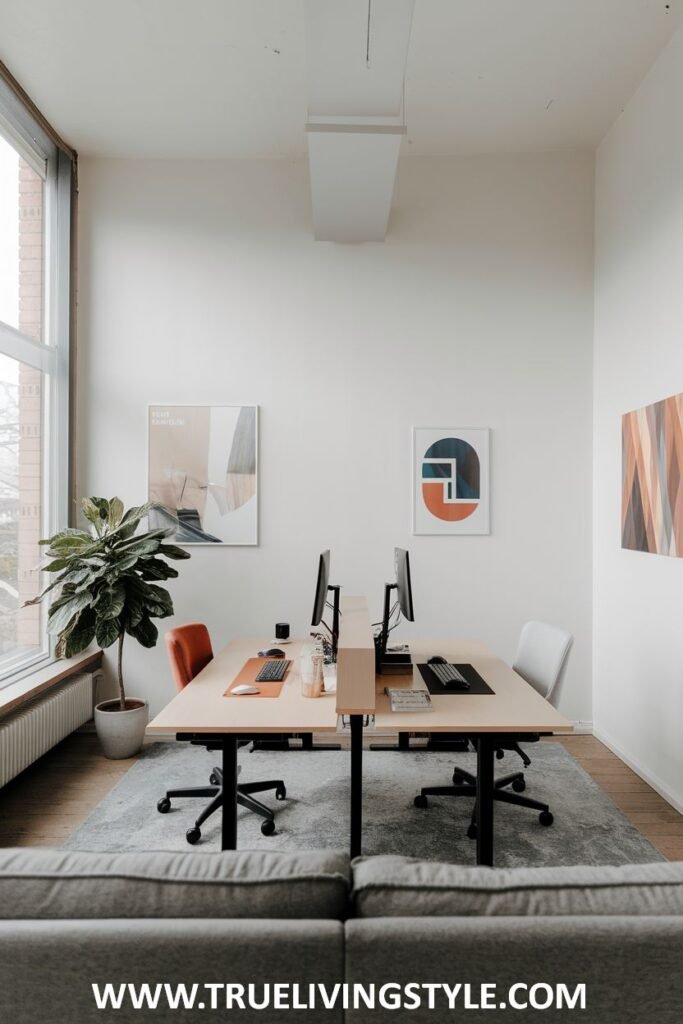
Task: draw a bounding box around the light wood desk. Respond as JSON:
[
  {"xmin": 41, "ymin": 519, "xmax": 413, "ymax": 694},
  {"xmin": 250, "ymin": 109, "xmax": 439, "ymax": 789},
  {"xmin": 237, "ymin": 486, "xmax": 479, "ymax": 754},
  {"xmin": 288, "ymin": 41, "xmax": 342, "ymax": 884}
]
[
  {"xmin": 148, "ymin": 626, "xmax": 572, "ymax": 866},
  {"xmin": 367, "ymin": 638, "xmax": 573, "ymax": 864},
  {"xmin": 147, "ymin": 637, "xmax": 338, "ymax": 848},
  {"xmin": 374, "ymin": 639, "xmax": 572, "ymax": 734}
]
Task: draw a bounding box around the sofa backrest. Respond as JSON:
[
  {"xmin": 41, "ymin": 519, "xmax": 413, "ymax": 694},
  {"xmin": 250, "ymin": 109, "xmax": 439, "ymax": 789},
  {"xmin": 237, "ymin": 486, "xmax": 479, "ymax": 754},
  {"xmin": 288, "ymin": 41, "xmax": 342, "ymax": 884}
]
[
  {"xmin": 351, "ymin": 855, "xmax": 683, "ymax": 917},
  {"xmin": 0, "ymin": 847, "xmax": 351, "ymax": 920}
]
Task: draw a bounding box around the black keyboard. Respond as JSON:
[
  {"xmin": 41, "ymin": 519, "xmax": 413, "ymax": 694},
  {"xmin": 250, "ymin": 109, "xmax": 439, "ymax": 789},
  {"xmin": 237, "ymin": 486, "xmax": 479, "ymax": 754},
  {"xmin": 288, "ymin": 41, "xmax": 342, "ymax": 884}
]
[
  {"xmin": 429, "ymin": 662, "xmax": 470, "ymax": 688},
  {"xmin": 256, "ymin": 659, "xmax": 291, "ymax": 682}
]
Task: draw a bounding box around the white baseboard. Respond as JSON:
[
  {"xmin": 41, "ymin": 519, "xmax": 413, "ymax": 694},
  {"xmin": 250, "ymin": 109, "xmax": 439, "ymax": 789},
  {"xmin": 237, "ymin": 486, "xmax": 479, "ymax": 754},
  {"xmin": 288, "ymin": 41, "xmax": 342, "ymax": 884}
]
[
  {"xmin": 593, "ymin": 726, "xmax": 683, "ymax": 815},
  {"xmin": 570, "ymin": 720, "xmax": 593, "ymax": 734}
]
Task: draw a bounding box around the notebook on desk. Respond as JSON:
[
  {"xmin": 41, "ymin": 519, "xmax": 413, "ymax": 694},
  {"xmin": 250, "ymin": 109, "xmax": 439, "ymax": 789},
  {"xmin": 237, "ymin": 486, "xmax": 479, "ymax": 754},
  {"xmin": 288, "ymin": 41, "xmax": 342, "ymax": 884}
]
[
  {"xmin": 223, "ymin": 658, "xmax": 288, "ymax": 698},
  {"xmin": 384, "ymin": 688, "xmax": 433, "ymax": 712}
]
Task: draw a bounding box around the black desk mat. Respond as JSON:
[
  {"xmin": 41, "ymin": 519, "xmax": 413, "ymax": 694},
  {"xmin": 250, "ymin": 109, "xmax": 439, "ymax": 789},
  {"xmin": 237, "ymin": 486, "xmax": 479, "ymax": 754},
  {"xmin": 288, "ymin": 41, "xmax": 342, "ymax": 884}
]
[{"xmin": 417, "ymin": 663, "xmax": 495, "ymax": 696}]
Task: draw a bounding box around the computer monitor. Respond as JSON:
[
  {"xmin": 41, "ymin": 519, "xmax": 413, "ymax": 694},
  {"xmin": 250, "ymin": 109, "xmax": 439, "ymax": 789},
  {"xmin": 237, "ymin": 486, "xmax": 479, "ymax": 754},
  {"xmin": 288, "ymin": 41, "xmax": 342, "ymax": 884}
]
[
  {"xmin": 375, "ymin": 547, "xmax": 415, "ymax": 673},
  {"xmin": 311, "ymin": 549, "xmax": 330, "ymax": 627},
  {"xmin": 395, "ymin": 547, "xmax": 415, "ymax": 623},
  {"xmin": 310, "ymin": 549, "xmax": 341, "ymax": 660}
]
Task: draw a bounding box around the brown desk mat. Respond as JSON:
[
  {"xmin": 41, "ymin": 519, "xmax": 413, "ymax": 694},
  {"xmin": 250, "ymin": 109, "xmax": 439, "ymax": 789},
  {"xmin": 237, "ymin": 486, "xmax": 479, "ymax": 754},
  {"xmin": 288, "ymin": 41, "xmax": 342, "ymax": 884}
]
[{"xmin": 223, "ymin": 657, "xmax": 289, "ymax": 698}]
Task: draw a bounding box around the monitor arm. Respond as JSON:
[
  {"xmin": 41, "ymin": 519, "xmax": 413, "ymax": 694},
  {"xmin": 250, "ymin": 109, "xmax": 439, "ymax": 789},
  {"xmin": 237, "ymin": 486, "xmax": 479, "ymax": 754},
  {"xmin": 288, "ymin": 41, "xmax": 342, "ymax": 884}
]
[
  {"xmin": 378, "ymin": 582, "xmax": 398, "ymax": 661},
  {"xmin": 327, "ymin": 585, "xmax": 341, "ymax": 662}
]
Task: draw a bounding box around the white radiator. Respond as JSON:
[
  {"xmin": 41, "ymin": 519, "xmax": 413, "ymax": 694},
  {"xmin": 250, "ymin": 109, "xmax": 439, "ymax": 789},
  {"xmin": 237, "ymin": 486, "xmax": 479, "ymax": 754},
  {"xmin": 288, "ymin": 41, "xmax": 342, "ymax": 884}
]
[{"xmin": 0, "ymin": 673, "xmax": 94, "ymax": 788}]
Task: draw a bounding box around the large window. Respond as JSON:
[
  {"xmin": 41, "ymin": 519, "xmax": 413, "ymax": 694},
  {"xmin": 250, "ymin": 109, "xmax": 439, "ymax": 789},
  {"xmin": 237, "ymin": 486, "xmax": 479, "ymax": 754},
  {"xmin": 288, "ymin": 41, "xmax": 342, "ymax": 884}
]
[{"xmin": 0, "ymin": 79, "xmax": 73, "ymax": 683}]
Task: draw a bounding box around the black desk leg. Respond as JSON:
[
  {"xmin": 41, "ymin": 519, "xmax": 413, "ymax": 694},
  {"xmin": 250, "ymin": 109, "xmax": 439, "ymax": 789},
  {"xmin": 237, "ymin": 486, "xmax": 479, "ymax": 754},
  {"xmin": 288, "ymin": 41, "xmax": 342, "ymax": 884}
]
[
  {"xmin": 476, "ymin": 735, "xmax": 495, "ymax": 866},
  {"xmin": 350, "ymin": 715, "xmax": 363, "ymax": 859},
  {"xmin": 221, "ymin": 735, "xmax": 239, "ymax": 851}
]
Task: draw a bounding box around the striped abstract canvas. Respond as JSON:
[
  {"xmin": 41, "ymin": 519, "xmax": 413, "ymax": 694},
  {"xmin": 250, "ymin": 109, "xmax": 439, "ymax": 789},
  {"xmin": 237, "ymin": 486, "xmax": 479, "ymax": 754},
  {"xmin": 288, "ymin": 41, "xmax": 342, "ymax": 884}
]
[{"xmin": 622, "ymin": 392, "xmax": 683, "ymax": 556}]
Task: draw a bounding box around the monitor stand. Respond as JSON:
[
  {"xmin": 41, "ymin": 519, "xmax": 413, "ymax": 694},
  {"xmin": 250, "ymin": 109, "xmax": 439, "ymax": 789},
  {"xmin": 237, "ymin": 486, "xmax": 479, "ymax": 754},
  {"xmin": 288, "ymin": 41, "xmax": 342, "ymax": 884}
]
[{"xmin": 374, "ymin": 583, "xmax": 414, "ymax": 675}]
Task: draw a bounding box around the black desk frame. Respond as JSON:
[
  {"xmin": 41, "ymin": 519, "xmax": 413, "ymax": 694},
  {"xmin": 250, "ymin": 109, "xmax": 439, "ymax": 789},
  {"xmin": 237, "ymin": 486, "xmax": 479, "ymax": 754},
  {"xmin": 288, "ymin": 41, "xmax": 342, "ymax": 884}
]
[{"xmin": 178, "ymin": 726, "xmax": 547, "ymax": 867}]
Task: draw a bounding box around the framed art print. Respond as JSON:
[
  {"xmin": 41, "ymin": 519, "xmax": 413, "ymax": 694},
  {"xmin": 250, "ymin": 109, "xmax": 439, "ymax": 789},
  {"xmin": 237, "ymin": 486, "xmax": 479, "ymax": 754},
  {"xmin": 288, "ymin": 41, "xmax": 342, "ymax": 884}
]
[
  {"xmin": 148, "ymin": 405, "xmax": 258, "ymax": 545},
  {"xmin": 622, "ymin": 392, "xmax": 683, "ymax": 557},
  {"xmin": 412, "ymin": 427, "xmax": 490, "ymax": 535}
]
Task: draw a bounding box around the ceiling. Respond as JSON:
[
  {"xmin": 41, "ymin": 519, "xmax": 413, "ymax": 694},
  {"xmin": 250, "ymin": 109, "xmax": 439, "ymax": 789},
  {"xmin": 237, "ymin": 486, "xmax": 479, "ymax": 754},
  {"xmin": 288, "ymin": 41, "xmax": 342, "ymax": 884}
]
[{"xmin": 0, "ymin": 0, "xmax": 681, "ymax": 159}]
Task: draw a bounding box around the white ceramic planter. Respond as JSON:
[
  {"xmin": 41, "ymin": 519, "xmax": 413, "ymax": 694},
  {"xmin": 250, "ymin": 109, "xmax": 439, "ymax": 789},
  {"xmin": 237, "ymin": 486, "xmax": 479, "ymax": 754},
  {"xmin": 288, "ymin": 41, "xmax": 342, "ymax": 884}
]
[{"xmin": 94, "ymin": 699, "xmax": 148, "ymax": 759}]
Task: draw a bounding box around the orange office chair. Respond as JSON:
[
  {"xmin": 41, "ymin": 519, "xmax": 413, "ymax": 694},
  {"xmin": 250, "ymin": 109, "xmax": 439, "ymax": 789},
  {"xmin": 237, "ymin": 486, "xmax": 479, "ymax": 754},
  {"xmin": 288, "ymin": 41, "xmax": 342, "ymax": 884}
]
[{"xmin": 157, "ymin": 623, "xmax": 286, "ymax": 843}]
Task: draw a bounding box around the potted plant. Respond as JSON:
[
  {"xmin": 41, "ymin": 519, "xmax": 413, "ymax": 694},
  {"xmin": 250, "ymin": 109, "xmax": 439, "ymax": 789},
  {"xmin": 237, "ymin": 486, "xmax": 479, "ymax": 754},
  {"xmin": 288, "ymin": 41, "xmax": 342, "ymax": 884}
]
[{"xmin": 28, "ymin": 497, "xmax": 190, "ymax": 758}]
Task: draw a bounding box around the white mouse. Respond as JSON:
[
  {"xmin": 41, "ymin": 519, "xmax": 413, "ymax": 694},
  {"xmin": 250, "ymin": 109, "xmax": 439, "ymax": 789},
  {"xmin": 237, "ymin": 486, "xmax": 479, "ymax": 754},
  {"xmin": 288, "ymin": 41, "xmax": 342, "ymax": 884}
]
[{"xmin": 232, "ymin": 684, "xmax": 260, "ymax": 695}]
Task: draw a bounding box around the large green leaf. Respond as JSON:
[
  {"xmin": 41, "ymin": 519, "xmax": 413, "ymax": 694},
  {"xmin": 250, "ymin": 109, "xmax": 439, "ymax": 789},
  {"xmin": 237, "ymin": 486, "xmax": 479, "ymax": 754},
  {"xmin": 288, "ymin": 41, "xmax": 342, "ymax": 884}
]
[
  {"xmin": 64, "ymin": 607, "xmax": 97, "ymax": 657},
  {"xmin": 110, "ymin": 553, "xmax": 140, "ymax": 575},
  {"xmin": 121, "ymin": 502, "xmax": 152, "ymax": 525},
  {"xmin": 94, "ymin": 582, "xmax": 127, "ymax": 620},
  {"xmin": 60, "ymin": 567, "xmax": 93, "ymax": 587},
  {"xmin": 137, "ymin": 557, "xmax": 178, "ymax": 581},
  {"xmin": 158, "ymin": 543, "xmax": 191, "ymax": 560},
  {"xmin": 108, "ymin": 496, "xmax": 124, "ymax": 529},
  {"xmin": 108, "ymin": 503, "xmax": 152, "ymax": 542},
  {"xmin": 126, "ymin": 615, "xmax": 158, "ymax": 648},
  {"xmin": 114, "ymin": 528, "xmax": 169, "ymax": 551},
  {"xmin": 42, "ymin": 557, "xmax": 77, "ymax": 573},
  {"xmin": 45, "ymin": 536, "xmax": 107, "ymax": 564},
  {"xmin": 81, "ymin": 497, "xmax": 104, "ymax": 533},
  {"xmin": 114, "ymin": 537, "xmax": 161, "ymax": 558},
  {"xmin": 45, "ymin": 530, "xmax": 93, "ymax": 552},
  {"xmin": 122, "ymin": 587, "xmax": 146, "ymax": 628},
  {"xmin": 47, "ymin": 591, "xmax": 93, "ymax": 636},
  {"xmin": 145, "ymin": 583, "xmax": 174, "ymax": 617},
  {"xmin": 95, "ymin": 616, "xmax": 121, "ymax": 649},
  {"xmin": 49, "ymin": 534, "xmax": 90, "ymax": 548}
]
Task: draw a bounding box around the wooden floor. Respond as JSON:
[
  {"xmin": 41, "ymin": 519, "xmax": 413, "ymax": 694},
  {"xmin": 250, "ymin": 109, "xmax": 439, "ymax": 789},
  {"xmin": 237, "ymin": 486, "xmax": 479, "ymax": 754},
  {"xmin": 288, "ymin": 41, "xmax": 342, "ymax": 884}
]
[{"xmin": 0, "ymin": 732, "xmax": 681, "ymax": 860}]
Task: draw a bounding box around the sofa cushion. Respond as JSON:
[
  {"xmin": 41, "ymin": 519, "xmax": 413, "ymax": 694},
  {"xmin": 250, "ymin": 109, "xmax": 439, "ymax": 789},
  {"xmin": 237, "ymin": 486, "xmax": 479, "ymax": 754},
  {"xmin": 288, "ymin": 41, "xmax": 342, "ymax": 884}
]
[
  {"xmin": 352, "ymin": 856, "xmax": 683, "ymax": 917},
  {"xmin": 0, "ymin": 848, "xmax": 351, "ymax": 920}
]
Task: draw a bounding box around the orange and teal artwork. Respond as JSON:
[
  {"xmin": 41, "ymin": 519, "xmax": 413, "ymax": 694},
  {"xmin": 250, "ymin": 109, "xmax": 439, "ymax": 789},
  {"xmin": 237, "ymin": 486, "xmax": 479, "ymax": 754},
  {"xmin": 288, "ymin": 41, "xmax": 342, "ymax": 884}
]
[{"xmin": 413, "ymin": 428, "xmax": 490, "ymax": 535}]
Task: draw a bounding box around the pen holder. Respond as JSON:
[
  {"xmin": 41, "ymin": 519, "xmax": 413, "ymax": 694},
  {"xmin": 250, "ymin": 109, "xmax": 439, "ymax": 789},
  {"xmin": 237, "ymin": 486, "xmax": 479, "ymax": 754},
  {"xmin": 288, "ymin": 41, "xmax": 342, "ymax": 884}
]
[{"xmin": 300, "ymin": 652, "xmax": 324, "ymax": 698}]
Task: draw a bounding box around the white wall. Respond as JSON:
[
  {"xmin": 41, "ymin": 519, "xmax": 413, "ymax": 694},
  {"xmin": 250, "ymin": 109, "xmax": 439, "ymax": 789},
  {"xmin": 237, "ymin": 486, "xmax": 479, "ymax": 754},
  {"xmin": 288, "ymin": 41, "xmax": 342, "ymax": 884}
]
[
  {"xmin": 77, "ymin": 153, "xmax": 594, "ymax": 721},
  {"xmin": 594, "ymin": 25, "xmax": 683, "ymax": 810}
]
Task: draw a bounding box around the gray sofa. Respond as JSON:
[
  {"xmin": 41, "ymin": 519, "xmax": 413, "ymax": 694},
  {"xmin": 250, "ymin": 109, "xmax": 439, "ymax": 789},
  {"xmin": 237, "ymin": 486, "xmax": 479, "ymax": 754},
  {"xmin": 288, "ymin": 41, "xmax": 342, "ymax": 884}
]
[{"xmin": 1, "ymin": 848, "xmax": 682, "ymax": 1023}]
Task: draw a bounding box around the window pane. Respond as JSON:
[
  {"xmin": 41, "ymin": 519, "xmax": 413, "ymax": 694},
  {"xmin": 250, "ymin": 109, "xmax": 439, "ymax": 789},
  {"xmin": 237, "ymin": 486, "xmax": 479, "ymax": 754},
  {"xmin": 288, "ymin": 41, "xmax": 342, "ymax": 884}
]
[
  {"xmin": 0, "ymin": 352, "xmax": 46, "ymax": 675},
  {"xmin": 0, "ymin": 133, "xmax": 44, "ymax": 341}
]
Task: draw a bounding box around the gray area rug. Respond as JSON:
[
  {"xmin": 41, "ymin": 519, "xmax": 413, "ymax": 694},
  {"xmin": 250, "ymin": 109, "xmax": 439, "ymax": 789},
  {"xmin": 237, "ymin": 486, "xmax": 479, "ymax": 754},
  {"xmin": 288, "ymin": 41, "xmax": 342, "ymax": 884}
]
[{"xmin": 66, "ymin": 741, "xmax": 663, "ymax": 867}]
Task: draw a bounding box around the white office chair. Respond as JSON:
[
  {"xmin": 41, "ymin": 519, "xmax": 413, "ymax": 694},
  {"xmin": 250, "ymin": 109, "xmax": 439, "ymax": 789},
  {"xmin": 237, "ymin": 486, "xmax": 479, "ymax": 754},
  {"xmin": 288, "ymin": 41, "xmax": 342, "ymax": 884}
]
[
  {"xmin": 415, "ymin": 620, "xmax": 574, "ymax": 836},
  {"xmin": 513, "ymin": 620, "xmax": 573, "ymax": 708}
]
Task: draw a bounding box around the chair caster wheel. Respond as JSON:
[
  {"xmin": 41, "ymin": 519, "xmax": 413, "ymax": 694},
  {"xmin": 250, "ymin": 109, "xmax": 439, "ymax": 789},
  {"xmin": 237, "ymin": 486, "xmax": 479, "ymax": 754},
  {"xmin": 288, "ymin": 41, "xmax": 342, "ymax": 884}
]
[
  {"xmin": 261, "ymin": 819, "xmax": 276, "ymax": 836},
  {"xmin": 539, "ymin": 810, "xmax": 554, "ymax": 827},
  {"xmin": 209, "ymin": 772, "xmax": 220, "ymax": 786},
  {"xmin": 467, "ymin": 823, "xmax": 477, "ymax": 840},
  {"xmin": 414, "ymin": 794, "xmax": 429, "ymax": 809},
  {"xmin": 512, "ymin": 778, "xmax": 526, "ymax": 793},
  {"xmin": 186, "ymin": 827, "xmax": 201, "ymax": 845},
  {"xmin": 157, "ymin": 797, "xmax": 171, "ymax": 814},
  {"xmin": 275, "ymin": 785, "xmax": 287, "ymax": 801},
  {"xmin": 496, "ymin": 749, "xmax": 505, "ymax": 760}
]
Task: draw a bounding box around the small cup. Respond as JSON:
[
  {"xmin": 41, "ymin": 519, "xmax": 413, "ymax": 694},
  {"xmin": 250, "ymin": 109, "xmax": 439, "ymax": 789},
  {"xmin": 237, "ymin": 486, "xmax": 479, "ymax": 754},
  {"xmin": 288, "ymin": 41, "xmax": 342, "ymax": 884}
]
[
  {"xmin": 300, "ymin": 651, "xmax": 324, "ymax": 698},
  {"xmin": 275, "ymin": 622, "xmax": 290, "ymax": 641}
]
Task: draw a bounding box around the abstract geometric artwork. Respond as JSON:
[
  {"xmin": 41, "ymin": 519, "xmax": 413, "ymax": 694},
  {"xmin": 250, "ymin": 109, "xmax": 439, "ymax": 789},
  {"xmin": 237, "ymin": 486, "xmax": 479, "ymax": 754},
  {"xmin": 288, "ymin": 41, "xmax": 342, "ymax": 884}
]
[
  {"xmin": 413, "ymin": 428, "xmax": 490, "ymax": 535},
  {"xmin": 622, "ymin": 393, "xmax": 683, "ymax": 557},
  {"xmin": 148, "ymin": 405, "xmax": 258, "ymax": 545}
]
